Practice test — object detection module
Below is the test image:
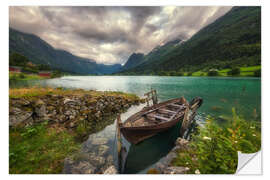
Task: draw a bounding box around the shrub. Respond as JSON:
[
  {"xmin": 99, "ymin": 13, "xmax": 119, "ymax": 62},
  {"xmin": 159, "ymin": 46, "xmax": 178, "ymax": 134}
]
[
  {"xmin": 187, "ymin": 72, "xmax": 193, "ymax": 76},
  {"xmin": 228, "ymin": 67, "xmax": 240, "ymax": 76},
  {"xmin": 207, "ymin": 69, "xmax": 218, "ymax": 76},
  {"xmin": 172, "ymin": 108, "xmax": 261, "ymax": 174},
  {"xmin": 176, "ymin": 72, "xmax": 184, "ymax": 76},
  {"xmin": 19, "ymin": 73, "xmax": 25, "ymax": 79},
  {"xmin": 254, "ymin": 69, "xmax": 261, "ymax": 77}
]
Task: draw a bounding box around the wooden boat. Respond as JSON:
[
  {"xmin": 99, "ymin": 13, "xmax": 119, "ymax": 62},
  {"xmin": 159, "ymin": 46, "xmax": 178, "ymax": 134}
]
[{"xmin": 119, "ymin": 97, "xmax": 190, "ymax": 144}]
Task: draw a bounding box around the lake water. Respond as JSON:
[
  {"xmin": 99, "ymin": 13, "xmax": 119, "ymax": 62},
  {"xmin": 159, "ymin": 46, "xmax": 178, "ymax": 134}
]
[
  {"xmin": 35, "ymin": 76, "xmax": 261, "ymax": 121},
  {"xmin": 11, "ymin": 76, "xmax": 261, "ymax": 173}
]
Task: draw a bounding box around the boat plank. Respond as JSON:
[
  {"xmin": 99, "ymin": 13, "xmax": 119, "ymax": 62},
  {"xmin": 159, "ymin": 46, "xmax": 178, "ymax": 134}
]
[
  {"xmin": 158, "ymin": 108, "xmax": 178, "ymax": 114},
  {"xmin": 169, "ymin": 103, "xmax": 184, "ymax": 108},
  {"xmin": 147, "ymin": 114, "xmax": 170, "ymax": 121}
]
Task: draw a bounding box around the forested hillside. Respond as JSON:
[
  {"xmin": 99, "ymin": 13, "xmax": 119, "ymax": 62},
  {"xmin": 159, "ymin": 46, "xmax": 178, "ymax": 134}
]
[{"xmin": 121, "ymin": 7, "xmax": 261, "ymax": 75}]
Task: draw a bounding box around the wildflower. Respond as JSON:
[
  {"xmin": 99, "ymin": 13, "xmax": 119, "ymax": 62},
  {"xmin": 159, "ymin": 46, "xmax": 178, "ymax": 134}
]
[
  {"xmin": 203, "ymin": 136, "xmax": 211, "ymax": 140},
  {"xmin": 250, "ymin": 126, "xmax": 255, "ymax": 129},
  {"xmin": 234, "ymin": 141, "xmax": 238, "ymax": 143},
  {"xmin": 195, "ymin": 169, "xmax": 200, "ymax": 174},
  {"xmin": 252, "ymin": 134, "xmax": 256, "ymax": 137}
]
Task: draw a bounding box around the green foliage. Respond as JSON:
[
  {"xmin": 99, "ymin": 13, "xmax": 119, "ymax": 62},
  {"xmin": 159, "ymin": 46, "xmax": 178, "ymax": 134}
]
[
  {"xmin": 254, "ymin": 69, "xmax": 261, "ymax": 77},
  {"xmin": 228, "ymin": 67, "xmax": 240, "ymax": 76},
  {"xmin": 207, "ymin": 69, "xmax": 219, "ymax": 76},
  {"xmin": 122, "ymin": 7, "xmax": 261, "ymax": 75},
  {"xmin": 187, "ymin": 72, "xmax": 193, "ymax": 76},
  {"xmin": 19, "ymin": 73, "xmax": 25, "ymax": 79},
  {"xmin": 10, "ymin": 28, "xmax": 121, "ymax": 75},
  {"xmin": 172, "ymin": 108, "xmax": 261, "ymax": 174},
  {"xmin": 9, "ymin": 52, "xmax": 29, "ymax": 67},
  {"xmin": 9, "ymin": 123, "xmax": 80, "ymax": 173}
]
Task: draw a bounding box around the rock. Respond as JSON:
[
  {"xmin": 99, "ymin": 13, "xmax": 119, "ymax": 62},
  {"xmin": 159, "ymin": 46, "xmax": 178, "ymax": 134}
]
[
  {"xmin": 34, "ymin": 100, "xmax": 46, "ymax": 117},
  {"xmin": 163, "ymin": 166, "xmax": 190, "ymax": 174},
  {"xmin": 69, "ymin": 122, "xmax": 76, "ymax": 128},
  {"xmin": 63, "ymin": 157, "xmax": 97, "ymax": 174},
  {"xmin": 9, "ymin": 111, "xmax": 33, "ymax": 127},
  {"xmin": 90, "ymin": 138, "xmax": 109, "ymax": 145},
  {"xmin": 64, "ymin": 98, "xmax": 76, "ymax": 105},
  {"xmin": 103, "ymin": 165, "xmax": 118, "ymax": 174},
  {"xmin": 95, "ymin": 111, "xmax": 102, "ymax": 118},
  {"xmin": 175, "ymin": 138, "xmax": 189, "ymax": 150},
  {"xmin": 106, "ymin": 155, "xmax": 114, "ymax": 165},
  {"xmin": 89, "ymin": 155, "xmax": 106, "ymax": 166},
  {"xmin": 147, "ymin": 168, "xmax": 160, "ymax": 174},
  {"xmin": 9, "ymin": 107, "xmax": 22, "ymax": 115},
  {"xmin": 98, "ymin": 145, "xmax": 109, "ymax": 156},
  {"xmin": 35, "ymin": 99, "xmax": 45, "ymax": 106}
]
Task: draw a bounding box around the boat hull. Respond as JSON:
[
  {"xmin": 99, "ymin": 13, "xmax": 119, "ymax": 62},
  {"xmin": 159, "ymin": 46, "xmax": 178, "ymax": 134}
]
[{"xmin": 120, "ymin": 115, "xmax": 183, "ymax": 144}]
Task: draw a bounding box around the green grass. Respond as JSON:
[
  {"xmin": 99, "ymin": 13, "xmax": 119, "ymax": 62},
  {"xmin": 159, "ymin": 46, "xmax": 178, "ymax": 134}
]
[
  {"xmin": 9, "ymin": 87, "xmax": 142, "ymax": 101},
  {"xmin": 240, "ymin": 65, "xmax": 261, "ymax": 72},
  {"xmin": 9, "ymin": 122, "xmax": 80, "ymax": 174},
  {"xmin": 9, "ymin": 72, "xmax": 47, "ymax": 81},
  {"xmin": 189, "ymin": 65, "xmax": 261, "ymax": 77},
  {"xmin": 172, "ymin": 108, "xmax": 261, "ymax": 174}
]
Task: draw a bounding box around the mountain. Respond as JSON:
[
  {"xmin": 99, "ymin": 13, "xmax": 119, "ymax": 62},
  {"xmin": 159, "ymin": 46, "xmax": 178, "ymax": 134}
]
[
  {"xmin": 121, "ymin": 53, "xmax": 144, "ymax": 70},
  {"xmin": 9, "ymin": 28, "xmax": 122, "ymax": 75},
  {"xmin": 120, "ymin": 38, "xmax": 184, "ymax": 73},
  {"xmin": 122, "ymin": 7, "xmax": 261, "ymax": 74}
]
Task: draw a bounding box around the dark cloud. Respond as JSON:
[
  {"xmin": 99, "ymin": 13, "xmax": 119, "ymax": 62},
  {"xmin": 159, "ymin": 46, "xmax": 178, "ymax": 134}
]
[{"xmin": 9, "ymin": 6, "xmax": 232, "ymax": 65}]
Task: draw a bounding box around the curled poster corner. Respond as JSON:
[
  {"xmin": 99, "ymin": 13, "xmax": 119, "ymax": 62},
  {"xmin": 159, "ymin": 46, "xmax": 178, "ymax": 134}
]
[{"xmin": 236, "ymin": 150, "xmax": 262, "ymax": 175}]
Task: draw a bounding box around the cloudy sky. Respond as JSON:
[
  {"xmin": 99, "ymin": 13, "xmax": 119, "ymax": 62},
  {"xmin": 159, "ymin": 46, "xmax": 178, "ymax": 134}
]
[{"xmin": 9, "ymin": 6, "xmax": 232, "ymax": 65}]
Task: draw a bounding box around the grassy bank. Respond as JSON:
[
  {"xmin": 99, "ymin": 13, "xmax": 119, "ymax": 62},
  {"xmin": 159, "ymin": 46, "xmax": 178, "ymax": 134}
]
[
  {"xmin": 191, "ymin": 65, "xmax": 261, "ymax": 77},
  {"xmin": 9, "ymin": 86, "xmax": 139, "ymax": 100},
  {"xmin": 9, "ymin": 72, "xmax": 48, "ymax": 81},
  {"xmin": 9, "ymin": 87, "xmax": 141, "ymax": 174},
  {"xmin": 117, "ymin": 65, "xmax": 261, "ymax": 77},
  {"xmin": 172, "ymin": 108, "xmax": 261, "ymax": 174},
  {"xmin": 9, "ymin": 122, "xmax": 80, "ymax": 173}
]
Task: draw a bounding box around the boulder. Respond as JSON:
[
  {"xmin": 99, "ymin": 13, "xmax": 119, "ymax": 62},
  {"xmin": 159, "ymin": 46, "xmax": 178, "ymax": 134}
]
[
  {"xmin": 34, "ymin": 99, "xmax": 46, "ymax": 117},
  {"xmin": 163, "ymin": 166, "xmax": 190, "ymax": 174},
  {"xmin": 63, "ymin": 158, "xmax": 96, "ymax": 174},
  {"xmin": 98, "ymin": 145, "xmax": 109, "ymax": 156},
  {"xmin": 90, "ymin": 137, "xmax": 109, "ymax": 145},
  {"xmin": 9, "ymin": 111, "xmax": 33, "ymax": 127},
  {"xmin": 103, "ymin": 165, "xmax": 118, "ymax": 174}
]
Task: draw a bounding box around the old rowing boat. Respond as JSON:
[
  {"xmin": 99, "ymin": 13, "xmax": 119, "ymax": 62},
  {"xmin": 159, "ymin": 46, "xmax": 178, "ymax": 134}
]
[{"xmin": 119, "ymin": 97, "xmax": 190, "ymax": 144}]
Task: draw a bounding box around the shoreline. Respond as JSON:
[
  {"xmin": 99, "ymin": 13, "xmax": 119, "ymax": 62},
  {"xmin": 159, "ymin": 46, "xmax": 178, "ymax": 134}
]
[{"xmin": 9, "ymin": 87, "xmax": 144, "ymax": 174}]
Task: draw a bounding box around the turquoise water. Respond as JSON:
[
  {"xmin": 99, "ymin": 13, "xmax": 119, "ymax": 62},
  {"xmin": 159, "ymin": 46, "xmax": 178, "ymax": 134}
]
[
  {"xmin": 38, "ymin": 76, "xmax": 261, "ymax": 121},
  {"xmin": 12, "ymin": 76, "xmax": 261, "ymax": 173}
]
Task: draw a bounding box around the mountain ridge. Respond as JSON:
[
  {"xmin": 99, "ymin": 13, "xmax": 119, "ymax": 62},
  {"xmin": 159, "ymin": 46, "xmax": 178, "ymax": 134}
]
[
  {"xmin": 121, "ymin": 7, "xmax": 261, "ymax": 74},
  {"xmin": 9, "ymin": 28, "xmax": 122, "ymax": 75}
]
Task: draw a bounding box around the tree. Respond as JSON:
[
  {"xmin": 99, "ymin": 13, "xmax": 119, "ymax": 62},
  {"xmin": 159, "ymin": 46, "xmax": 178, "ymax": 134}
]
[
  {"xmin": 207, "ymin": 69, "xmax": 218, "ymax": 76},
  {"xmin": 228, "ymin": 67, "xmax": 240, "ymax": 76},
  {"xmin": 254, "ymin": 69, "xmax": 261, "ymax": 77},
  {"xmin": 9, "ymin": 52, "xmax": 29, "ymax": 67}
]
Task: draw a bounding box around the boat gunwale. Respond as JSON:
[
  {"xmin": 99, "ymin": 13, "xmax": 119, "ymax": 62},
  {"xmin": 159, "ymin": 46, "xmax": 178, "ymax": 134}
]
[{"xmin": 121, "ymin": 97, "xmax": 186, "ymax": 129}]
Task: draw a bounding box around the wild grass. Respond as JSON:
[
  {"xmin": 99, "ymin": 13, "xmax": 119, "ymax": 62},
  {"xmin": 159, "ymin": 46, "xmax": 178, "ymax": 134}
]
[
  {"xmin": 9, "ymin": 72, "xmax": 47, "ymax": 81},
  {"xmin": 9, "ymin": 122, "xmax": 80, "ymax": 174},
  {"xmin": 172, "ymin": 108, "xmax": 261, "ymax": 174},
  {"xmin": 9, "ymin": 86, "xmax": 141, "ymax": 101},
  {"xmin": 190, "ymin": 65, "xmax": 261, "ymax": 77}
]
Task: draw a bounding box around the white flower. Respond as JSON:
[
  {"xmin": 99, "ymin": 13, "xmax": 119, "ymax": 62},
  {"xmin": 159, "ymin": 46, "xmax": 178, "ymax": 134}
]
[
  {"xmin": 252, "ymin": 134, "xmax": 256, "ymax": 137},
  {"xmin": 234, "ymin": 141, "xmax": 238, "ymax": 143},
  {"xmin": 203, "ymin": 136, "xmax": 211, "ymax": 140},
  {"xmin": 250, "ymin": 126, "xmax": 255, "ymax": 129},
  {"xmin": 195, "ymin": 169, "xmax": 200, "ymax": 174}
]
